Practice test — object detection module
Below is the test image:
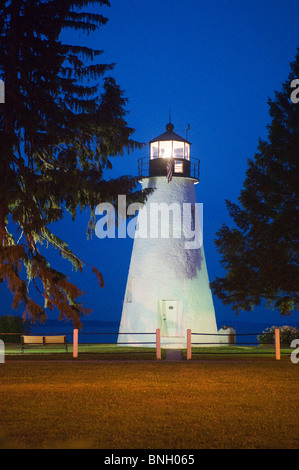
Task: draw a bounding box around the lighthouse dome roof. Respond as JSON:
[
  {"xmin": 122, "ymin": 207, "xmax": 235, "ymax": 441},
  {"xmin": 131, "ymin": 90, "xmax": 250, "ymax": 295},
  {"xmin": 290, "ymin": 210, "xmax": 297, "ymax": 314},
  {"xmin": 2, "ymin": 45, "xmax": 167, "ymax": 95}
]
[{"xmin": 149, "ymin": 123, "xmax": 190, "ymax": 145}]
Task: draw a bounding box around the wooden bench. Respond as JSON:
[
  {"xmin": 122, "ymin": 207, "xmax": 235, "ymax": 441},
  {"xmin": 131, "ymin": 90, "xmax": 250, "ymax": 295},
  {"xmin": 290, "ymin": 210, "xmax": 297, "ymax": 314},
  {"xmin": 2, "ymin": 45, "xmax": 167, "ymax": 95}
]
[{"xmin": 21, "ymin": 335, "xmax": 68, "ymax": 353}]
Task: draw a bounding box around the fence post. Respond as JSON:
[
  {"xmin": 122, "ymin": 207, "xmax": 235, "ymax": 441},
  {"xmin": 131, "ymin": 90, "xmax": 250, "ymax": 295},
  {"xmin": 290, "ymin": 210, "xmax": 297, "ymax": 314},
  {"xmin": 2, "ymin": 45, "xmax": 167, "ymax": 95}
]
[
  {"xmin": 156, "ymin": 328, "xmax": 161, "ymax": 360},
  {"xmin": 0, "ymin": 339, "xmax": 4, "ymax": 364},
  {"xmin": 187, "ymin": 329, "xmax": 192, "ymax": 360},
  {"xmin": 73, "ymin": 329, "xmax": 78, "ymax": 358},
  {"xmin": 275, "ymin": 328, "xmax": 280, "ymax": 360}
]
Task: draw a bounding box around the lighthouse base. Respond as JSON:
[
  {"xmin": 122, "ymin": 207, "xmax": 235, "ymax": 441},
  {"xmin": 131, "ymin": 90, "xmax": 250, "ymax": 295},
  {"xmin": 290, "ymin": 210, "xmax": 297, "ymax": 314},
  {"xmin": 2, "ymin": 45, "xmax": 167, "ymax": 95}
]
[{"xmin": 117, "ymin": 332, "xmax": 220, "ymax": 350}]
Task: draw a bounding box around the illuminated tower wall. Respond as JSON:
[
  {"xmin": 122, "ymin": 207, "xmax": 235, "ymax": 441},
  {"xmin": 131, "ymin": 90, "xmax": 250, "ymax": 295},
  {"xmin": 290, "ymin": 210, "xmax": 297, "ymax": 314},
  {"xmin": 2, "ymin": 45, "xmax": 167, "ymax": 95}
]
[{"xmin": 118, "ymin": 124, "xmax": 218, "ymax": 349}]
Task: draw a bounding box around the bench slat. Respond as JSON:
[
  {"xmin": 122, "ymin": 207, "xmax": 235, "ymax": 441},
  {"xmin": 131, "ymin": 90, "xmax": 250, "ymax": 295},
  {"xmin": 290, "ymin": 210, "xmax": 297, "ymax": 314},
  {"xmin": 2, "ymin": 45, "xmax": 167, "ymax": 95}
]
[
  {"xmin": 22, "ymin": 336, "xmax": 44, "ymax": 344},
  {"xmin": 44, "ymin": 336, "xmax": 66, "ymax": 344}
]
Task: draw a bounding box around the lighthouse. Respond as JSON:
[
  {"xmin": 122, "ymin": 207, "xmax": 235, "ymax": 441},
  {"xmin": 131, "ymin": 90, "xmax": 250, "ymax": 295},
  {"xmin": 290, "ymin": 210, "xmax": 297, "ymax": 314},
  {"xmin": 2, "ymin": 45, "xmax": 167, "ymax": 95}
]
[{"xmin": 118, "ymin": 123, "xmax": 218, "ymax": 349}]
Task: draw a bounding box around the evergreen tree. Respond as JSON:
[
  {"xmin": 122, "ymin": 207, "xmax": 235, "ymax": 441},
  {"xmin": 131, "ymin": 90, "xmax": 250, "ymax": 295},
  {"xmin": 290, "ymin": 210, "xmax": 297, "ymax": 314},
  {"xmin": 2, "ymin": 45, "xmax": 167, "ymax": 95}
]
[
  {"xmin": 211, "ymin": 48, "xmax": 299, "ymax": 316},
  {"xmin": 0, "ymin": 0, "xmax": 148, "ymax": 327}
]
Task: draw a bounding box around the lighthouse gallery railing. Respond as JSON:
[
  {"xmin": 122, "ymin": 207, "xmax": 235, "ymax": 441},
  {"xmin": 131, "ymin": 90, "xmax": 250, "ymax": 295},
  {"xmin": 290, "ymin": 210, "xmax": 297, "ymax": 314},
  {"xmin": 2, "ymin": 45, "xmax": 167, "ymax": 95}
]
[{"xmin": 138, "ymin": 157, "xmax": 200, "ymax": 180}]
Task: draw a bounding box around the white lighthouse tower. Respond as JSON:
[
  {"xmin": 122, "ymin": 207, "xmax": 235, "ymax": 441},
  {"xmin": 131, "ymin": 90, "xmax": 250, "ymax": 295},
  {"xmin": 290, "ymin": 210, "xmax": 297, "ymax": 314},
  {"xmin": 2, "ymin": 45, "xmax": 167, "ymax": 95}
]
[{"xmin": 118, "ymin": 123, "xmax": 218, "ymax": 349}]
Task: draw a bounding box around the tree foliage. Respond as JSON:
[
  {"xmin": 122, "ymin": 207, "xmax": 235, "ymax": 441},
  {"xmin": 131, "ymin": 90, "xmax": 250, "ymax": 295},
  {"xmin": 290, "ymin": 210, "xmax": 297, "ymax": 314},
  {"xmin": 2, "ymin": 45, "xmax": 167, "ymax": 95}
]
[
  {"xmin": 211, "ymin": 48, "xmax": 299, "ymax": 316},
  {"xmin": 0, "ymin": 0, "xmax": 148, "ymax": 327},
  {"xmin": 0, "ymin": 315, "xmax": 30, "ymax": 343}
]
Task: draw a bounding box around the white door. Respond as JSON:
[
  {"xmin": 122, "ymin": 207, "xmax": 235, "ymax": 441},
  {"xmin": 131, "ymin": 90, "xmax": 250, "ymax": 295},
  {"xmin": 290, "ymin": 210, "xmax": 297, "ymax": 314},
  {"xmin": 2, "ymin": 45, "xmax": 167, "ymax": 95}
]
[{"xmin": 159, "ymin": 300, "xmax": 184, "ymax": 337}]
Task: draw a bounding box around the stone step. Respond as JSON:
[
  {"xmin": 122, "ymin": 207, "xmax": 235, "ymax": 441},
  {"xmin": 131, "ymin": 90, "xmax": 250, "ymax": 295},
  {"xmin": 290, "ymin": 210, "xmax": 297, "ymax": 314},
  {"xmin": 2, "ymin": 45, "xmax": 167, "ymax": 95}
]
[{"xmin": 165, "ymin": 349, "xmax": 183, "ymax": 361}]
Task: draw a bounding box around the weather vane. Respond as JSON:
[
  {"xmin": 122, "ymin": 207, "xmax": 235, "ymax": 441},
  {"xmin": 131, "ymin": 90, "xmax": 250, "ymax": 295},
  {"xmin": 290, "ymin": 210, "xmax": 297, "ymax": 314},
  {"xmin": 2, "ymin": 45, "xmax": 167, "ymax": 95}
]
[{"xmin": 186, "ymin": 123, "xmax": 190, "ymax": 140}]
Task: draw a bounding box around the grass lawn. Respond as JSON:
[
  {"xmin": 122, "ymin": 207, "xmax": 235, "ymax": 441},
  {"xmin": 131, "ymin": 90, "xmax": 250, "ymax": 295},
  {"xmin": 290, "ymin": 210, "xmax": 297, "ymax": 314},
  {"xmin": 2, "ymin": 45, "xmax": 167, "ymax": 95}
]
[
  {"xmin": 4, "ymin": 343, "xmax": 160, "ymax": 360},
  {"xmin": 0, "ymin": 352, "xmax": 298, "ymax": 449},
  {"xmin": 3, "ymin": 342, "xmax": 291, "ymax": 361}
]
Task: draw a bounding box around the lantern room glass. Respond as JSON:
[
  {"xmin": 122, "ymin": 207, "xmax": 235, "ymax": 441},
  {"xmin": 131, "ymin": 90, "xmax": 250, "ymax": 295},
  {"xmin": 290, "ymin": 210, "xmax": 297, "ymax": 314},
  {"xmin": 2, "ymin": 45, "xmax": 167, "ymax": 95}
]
[
  {"xmin": 159, "ymin": 140, "xmax": 172, "ymax": 159},
  {"xmin": 150, "ymin": 142, "xmax": 159, "ymax": 159},
  {"xmin": 184, "ymin": 143, "xmax": 190, "ymax": 159},
  {"xmin": 150, "ymin": 141, "xmax": 190, "ymax": 160},
  {"xmin": 173, "ymin": 141, "xmax": 184, "ymax": 158}
]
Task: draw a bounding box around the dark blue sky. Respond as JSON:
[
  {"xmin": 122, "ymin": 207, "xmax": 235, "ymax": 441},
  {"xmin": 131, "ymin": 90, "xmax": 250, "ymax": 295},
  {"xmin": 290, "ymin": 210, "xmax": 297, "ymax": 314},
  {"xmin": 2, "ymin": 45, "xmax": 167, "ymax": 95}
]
[{"xmin": 2, "ymin": 0, "xmax": 299, "ymax": 328}]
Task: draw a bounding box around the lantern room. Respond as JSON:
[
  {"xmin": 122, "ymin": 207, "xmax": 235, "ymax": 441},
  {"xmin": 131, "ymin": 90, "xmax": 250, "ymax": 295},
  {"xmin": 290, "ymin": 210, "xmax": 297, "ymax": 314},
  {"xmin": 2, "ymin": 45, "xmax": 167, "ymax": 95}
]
[
  {"xmin": 138, "ymin": 122, "xmax": 199, "ymax": 180},
  {"xmin": 149, "ymin": 122, "xmax": 190, "ymax": 160}
]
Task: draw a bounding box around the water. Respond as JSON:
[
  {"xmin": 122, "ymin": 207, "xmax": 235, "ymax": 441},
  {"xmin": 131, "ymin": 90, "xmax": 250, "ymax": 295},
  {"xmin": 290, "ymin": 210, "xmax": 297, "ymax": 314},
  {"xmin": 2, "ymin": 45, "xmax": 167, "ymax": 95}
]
[
  {"xmin": 29, "ymin": 318, "xmax": 299, "ymax": 346},
  {"xmin": 30, "ymin": 320, "xmax": 120, "ymax": 344}
]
